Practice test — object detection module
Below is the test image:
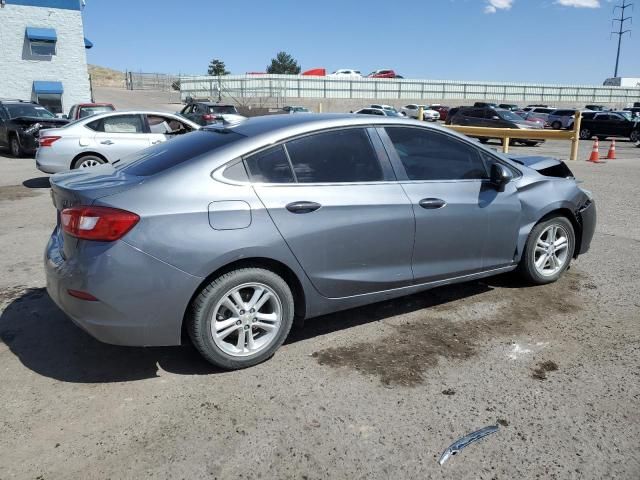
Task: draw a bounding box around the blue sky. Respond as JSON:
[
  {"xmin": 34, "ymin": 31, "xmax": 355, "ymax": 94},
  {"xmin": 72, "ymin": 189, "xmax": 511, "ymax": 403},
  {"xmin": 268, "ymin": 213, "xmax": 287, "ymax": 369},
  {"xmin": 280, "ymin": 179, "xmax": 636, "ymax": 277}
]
[{"xmin": 83, "ymin": 0, "xmax": 639, "ymax": 84}]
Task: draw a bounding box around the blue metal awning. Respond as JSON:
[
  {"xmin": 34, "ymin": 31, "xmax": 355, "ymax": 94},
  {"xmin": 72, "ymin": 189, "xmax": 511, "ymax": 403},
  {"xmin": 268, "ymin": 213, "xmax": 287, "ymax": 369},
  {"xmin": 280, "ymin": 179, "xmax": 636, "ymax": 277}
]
[
  {"xmin": 26, "ymin": 27, "xmax": 58, "ymax": 42},
  {"xmin": 84, "ymin": 37, "xmax": 93, "ymax": 49},
  {"xmin": 33, "ymin": 81, "xmax": 64, "ymax": 95}
]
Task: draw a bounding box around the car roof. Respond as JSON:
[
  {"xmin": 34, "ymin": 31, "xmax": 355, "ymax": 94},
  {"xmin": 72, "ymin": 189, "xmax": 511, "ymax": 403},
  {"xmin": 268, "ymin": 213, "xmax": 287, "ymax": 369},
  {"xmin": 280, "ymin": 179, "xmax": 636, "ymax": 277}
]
[{"xmin": 196, "ymin": 102, "xmax": 235, "ymax": 107}]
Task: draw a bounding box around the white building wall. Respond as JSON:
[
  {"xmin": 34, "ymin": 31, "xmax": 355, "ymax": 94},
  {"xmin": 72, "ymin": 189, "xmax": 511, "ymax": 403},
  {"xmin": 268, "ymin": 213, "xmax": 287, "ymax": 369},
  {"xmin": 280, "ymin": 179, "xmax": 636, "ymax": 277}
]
[{"xmin": 0, "ymin": 3, "xmax": 91, "ymax": 113}]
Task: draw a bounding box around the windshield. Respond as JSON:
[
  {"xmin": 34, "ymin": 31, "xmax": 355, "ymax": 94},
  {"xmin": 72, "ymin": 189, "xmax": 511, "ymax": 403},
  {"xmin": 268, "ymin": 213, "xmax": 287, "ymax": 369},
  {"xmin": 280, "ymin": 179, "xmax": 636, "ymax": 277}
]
[
  {"xmin": 209, "ymin": 106, "xmax": 238, "ymax": 115},
  {"xmin": 292, "ymin": 107, "xmax": 309, "ymax": 112},
  {"xmin": 618, "ymin": 111, "xmax": 632, "ymax": 121},
  {"xmin": 79, "ymin": 106, "xmax": 115, "ymax": 118},
  {"xmin": 385, "ymin": 110, "xmax": 403, "ymax": 117},
  {"xmin": 5, "ymin": 104, "xmax": 56, "ymax": 119},
  {"xmin": 498, "ymin": 110, "xmax": 524, "ymax": 122}
]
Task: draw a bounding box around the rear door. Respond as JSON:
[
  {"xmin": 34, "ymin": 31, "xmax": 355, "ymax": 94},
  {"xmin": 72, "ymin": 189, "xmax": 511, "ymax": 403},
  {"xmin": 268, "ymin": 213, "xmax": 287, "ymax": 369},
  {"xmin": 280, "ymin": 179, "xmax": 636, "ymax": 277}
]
[
  {"xmin": 90, "ymin": 114, "xmax": 150, "ymax": 161},
  {"xmin": 381, "ymin": 126, "xmax": 521, "ymax": 282},
  {"xmin": 250, "ymin": 127, "xmax": 415, "ymax": 298}
]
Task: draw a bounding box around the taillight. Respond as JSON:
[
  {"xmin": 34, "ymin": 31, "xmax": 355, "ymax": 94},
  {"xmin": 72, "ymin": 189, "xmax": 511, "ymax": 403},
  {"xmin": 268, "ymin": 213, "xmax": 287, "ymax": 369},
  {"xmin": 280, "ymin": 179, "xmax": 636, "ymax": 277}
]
[
  {"xmin": 39, "ymin": 136, "xmax": 61, "ymax": 147},
  {"xmin": 203, "ymin": 114, "xmax": 215, "ymax": 121},
  {"xmin": 61, "ymin": 206, "xmax": 139, "ymax": 241}
]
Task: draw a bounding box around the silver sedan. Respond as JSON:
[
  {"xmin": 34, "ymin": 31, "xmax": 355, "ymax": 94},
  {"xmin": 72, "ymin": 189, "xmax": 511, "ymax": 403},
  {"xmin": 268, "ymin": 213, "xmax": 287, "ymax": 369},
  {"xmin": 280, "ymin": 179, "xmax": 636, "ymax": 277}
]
[{"xmin": 35, "ymin": 111, "xmax": 200, "ymax": 173}]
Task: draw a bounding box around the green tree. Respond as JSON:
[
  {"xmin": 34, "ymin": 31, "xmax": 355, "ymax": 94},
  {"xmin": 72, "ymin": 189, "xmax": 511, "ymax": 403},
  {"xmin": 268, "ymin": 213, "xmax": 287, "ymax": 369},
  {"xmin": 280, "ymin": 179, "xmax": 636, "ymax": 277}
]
[
  {"xmin": 266, "ymin": 51, "xmax": 301, "ymax": 74},
  {"xmin": 208, "ymin": 59, "xmax": 230, "ymax": 76}
]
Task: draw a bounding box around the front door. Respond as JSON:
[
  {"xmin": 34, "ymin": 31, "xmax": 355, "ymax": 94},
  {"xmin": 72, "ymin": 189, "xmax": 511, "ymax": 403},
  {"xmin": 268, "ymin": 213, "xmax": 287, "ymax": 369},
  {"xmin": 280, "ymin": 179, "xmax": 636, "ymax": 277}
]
[
  {"xmin": 91, "ymin": 114, "xmax": 151, "ymax": 162},
  {"xmin": 381, "ymin": 126, "xmax": 521, "ymax": 283},
  {"xmin": 249, "ymin": 128, "xmax": 415, "ymax": 298}
]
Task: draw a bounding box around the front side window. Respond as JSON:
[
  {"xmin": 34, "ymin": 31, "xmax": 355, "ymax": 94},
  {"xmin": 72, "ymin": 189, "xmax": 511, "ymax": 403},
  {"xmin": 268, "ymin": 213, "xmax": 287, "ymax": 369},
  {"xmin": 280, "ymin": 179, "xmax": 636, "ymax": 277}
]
[
  {"xmin": 285, "ymin": 129, "xmax": 383, "ymax": 183},
  {"xmin": 245, "ymin": 145, "xmax": 295, "ymax": 183},
  {"xmin": 386, "ymin": 127, "xmax": 488, "ymax": 181}
]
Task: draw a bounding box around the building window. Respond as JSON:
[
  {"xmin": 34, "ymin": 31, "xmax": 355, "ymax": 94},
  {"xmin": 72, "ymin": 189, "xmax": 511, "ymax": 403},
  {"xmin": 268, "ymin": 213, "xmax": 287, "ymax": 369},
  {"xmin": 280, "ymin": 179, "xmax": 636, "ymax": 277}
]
[
  {"xmin": 32, "ymin": 81, "xmax": 64, "ymax": 115},
  {"xmin": 25, "ymin": 27, "xmax": 57, "ymax": 57}
]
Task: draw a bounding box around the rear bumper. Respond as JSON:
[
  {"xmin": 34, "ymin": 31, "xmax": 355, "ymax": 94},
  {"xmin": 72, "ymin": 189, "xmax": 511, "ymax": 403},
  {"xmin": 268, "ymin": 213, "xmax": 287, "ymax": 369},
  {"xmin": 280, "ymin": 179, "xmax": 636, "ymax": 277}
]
[
  {"xmin": 36, "ymin": 148, "xmax": 71, "ymax": 174},
  {"xmin": 577, "ymin": 200, "xmax": 596, "ymax": 256},
  {"xmin": 45, "ymin": 229, "xmax": 202, "ymax": 346}
]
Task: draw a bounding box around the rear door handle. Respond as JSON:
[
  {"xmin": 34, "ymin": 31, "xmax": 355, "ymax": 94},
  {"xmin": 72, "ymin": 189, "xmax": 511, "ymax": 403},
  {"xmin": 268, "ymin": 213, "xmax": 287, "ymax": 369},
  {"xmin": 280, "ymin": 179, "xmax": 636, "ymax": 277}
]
[
  {"xmin": 151, "ymin": 140, "xmax": 163, "ymax": 144},
  {"xmin": 286, "ymin": 201, "xmax": 321, "ymax": 214},
  {"xmin": 419, "ymin": 198, "xmax": 447, "ymax": 209},
  {"xmin": 100, "ymin": 140, "xmax": 114, "ymax": 145}
]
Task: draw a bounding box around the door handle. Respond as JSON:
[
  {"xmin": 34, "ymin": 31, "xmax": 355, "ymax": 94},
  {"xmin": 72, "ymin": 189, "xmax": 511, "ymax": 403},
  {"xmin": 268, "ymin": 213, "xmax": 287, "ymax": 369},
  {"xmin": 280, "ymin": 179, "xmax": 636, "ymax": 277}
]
[
  {"xmin": 286, "ymin": 201, "xmax": 321, "ymax": 214},
  {"xmin": 151, "ymin": 140, "xmax": 162, "ymax": 144},
  {"xmin": 419, "ymin": 198, "xmax": 447, "ymax": 209},
  {"xmin": 100, "ymin": 140, "xmax": 114, "ymax": 145}
]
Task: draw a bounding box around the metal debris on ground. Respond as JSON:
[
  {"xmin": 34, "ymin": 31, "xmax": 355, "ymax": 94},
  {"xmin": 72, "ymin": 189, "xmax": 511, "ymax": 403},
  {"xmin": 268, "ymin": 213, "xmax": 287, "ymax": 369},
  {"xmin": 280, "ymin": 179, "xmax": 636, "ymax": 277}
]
[{"xmin": 438, "ymin": 424, "xmax": 500, "ymax": 465}]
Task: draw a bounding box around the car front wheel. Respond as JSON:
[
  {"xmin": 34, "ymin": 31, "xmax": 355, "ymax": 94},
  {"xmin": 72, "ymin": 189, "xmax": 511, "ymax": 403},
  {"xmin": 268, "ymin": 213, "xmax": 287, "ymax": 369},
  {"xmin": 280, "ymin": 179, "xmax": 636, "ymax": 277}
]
[
  {"xmin": 519, "ymin": 216, "xmax": 575, "ymax": 285},
  {"xmin": 630, "ymin": 130, "xmax": 639, "ymax": 143},
  {"xmin": 188, "ymin": 268, "xmax": 295, "ymax": 370}
]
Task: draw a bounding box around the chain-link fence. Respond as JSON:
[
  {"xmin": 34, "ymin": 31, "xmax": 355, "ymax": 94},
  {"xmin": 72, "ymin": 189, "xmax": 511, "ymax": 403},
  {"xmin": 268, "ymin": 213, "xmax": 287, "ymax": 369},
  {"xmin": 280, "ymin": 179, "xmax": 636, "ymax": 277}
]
[{"xmin": 126, "ymin": 72, "xmax": 180, "ymax": 91}]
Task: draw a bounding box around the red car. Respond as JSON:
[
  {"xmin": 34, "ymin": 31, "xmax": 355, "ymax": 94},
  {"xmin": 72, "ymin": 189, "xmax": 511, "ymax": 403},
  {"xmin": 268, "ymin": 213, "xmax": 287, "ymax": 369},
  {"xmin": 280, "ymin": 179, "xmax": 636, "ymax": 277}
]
[
  {"xmin": 367, "ymin": 69, "xmax": 402, "ymax": 79},
  {"xmin": 429, "ymin": 105, "xmax": 450, "ymax": 121},
  {"xmin": 66, "ymin": 103, "xmax": 115, "ymax": 120}
]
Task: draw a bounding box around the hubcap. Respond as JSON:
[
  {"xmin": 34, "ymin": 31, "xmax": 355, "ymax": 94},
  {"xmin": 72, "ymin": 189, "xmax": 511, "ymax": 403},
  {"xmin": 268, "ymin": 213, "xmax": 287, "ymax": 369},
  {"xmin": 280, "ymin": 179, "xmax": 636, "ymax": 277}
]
[
  {"xmin": 580, "ymin": 129, "xmax": 590, "ymax": 139},
  {"xmin": 211, "ymin": 282, "xmax": 282, "ymax": 357},
  {"xmin": 533, "ymin": 224, "xmax": 570, "ymax": 277},
  {"xmin": 79, "ymin": 157, "xmax": 101, "ymax": 168}
]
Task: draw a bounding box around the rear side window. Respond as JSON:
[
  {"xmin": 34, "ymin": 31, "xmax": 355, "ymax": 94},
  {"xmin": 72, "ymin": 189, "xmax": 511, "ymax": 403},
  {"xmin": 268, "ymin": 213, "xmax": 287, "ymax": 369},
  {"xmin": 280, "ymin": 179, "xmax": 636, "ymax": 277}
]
[
  {"xmin": 386, "ymin": 127, "xmax": 488, "ymax": 181},
  {"xmin": 120, "ymin": 130, "xmax": 244, "ymax": 176},
  {"xmin": 285, "ymin": 129, "xmax": 383, "ymax": 183},
  {"xmin": 88, "ymin": 115, "xmax": 145, "ymax": 133},
  {"xmin": 244, "ymin": 145, "xmax": 295, "ymax": 183}
]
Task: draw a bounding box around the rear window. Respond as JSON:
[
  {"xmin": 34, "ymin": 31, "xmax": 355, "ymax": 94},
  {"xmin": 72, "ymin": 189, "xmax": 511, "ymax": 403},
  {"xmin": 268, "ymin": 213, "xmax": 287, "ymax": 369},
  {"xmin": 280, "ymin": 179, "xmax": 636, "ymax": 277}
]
[{"xmin": 119, "ymin": 129, "xmax": 244, "ymax": 176}]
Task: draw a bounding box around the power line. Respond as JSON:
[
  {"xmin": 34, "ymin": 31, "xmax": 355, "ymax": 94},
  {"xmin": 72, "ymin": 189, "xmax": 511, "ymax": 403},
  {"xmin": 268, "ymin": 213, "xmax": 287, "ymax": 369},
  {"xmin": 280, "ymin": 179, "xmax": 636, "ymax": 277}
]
[{"xmin": 612, "ymin": 0, "xmax": 633, "ymax": 78}]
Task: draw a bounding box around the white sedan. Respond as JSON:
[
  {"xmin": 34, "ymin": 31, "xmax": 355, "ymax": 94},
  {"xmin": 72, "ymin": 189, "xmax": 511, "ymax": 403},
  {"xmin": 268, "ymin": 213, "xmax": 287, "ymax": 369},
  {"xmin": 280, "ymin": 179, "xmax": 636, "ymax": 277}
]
[
  {"xmin": 35, "ymin": 111, "xmax": 200, "ymax": 173},
  {"xmin": 327, "ymin": 69, "xmax": 363, "ymax": 78},
  {"xmin": 401, "ymin": 104, "xmax": 440, "ymax": 121}
]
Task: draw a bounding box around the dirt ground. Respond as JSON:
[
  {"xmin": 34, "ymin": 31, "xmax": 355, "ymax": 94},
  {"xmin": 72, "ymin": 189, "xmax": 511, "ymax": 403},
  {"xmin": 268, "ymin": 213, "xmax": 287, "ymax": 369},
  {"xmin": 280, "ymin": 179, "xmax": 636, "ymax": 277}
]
[{"xmin": 0, "ymin": 136, "xmax": 639, "ymax": 479}]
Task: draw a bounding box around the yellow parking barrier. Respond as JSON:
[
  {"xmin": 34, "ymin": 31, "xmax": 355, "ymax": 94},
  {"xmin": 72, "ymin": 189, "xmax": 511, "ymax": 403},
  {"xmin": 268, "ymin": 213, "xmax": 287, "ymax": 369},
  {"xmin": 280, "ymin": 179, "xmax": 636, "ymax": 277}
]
[
  {"xmin": 418, "ymin": 106, "xmax": 424, "ymax": 122},
  {"xmin": 445, "ymin": 111, "xmax": 582, "ymax": 160}
]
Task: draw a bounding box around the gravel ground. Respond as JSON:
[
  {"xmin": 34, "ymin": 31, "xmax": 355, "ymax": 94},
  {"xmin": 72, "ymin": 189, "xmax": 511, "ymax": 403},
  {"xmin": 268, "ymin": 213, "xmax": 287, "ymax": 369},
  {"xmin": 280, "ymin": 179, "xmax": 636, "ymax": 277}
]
[{"xmin": 0, "ymin": 138, "xmax": 639, "ymax": 479}]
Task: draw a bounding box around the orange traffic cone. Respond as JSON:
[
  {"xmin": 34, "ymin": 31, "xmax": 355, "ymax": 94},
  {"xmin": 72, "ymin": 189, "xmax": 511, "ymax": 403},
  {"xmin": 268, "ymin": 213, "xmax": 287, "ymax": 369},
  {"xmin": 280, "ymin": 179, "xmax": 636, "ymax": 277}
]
[
  {"xmin": 606, "ymin": 139, "xmax": 616, "ymax": 160},
  {"xmin": 588, "ymin": 139, "xmax": 602, "ymax": 163}
]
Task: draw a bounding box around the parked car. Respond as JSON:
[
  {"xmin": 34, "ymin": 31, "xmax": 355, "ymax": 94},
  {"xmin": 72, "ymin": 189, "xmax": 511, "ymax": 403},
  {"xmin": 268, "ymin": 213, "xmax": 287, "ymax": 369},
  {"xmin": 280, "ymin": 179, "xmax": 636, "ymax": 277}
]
[
  {"xmin": 370, "ymin": 104, "xmax": 400, "ymax": 114},
  {"xmin": 623, "ymin": 107, "xmax": 640, "ymax": 118},
  {"xmin": 429, "ymin": 104, "xmax": 450, "ymax": 121},
  {"xmin": 585, "ymin": 105, "xmax": 607, "ymax": 112},
  {"xmin": 178, "ymin": 101, "xmax": 246, "ymax": 125},
  {"xmin": 548, "ymin": 109, "xmax": 578, "ymax": 130},
  {"xmin": 498, "ymin": 104, "xmax": 519, "ymax": 111},
  {"xmin": 36, "ymin": 111, "xmax": 200, "ymax": 173},
  {"xmin": 0, "ymin": 100, "xmax": 68, "ymax": 157},
  {"xmin": 473, "ymin": 102, "xmax": 498, "ymax": 109},
  {"xmin": 44, "ymin": 113, "xmax": 596, "ymax": 370},
  {"xmin": 354, "ymin": 108, "xmax": 403, "ymax": 117},
  {"xmin": 282, "ymin": 106, "xmax": 311, "ymax": 114},
  {"xmin": 368, "ymin": 69, "xmax": 401, "ymax": 79},
  {"xmin": 449, "ymin": 107, "xmax": 545, "ymax": 146},
  {"xmin": 578, "ymin": 111, "xmax": 640, "ymax": 142},
  {"xmin": 523, "ymin": 107, "xmax": 555, "ymax": 126},
  {"xmin": 66, "ymin": 103, "xmax": 115, "ymax": 120},
  {"xmin": 327, "ymin": 69, "xmax": 362, "ymax": 78},
  {"xmin": 401, "ymin": 104, "xmax": 440, "ymax": 121}
]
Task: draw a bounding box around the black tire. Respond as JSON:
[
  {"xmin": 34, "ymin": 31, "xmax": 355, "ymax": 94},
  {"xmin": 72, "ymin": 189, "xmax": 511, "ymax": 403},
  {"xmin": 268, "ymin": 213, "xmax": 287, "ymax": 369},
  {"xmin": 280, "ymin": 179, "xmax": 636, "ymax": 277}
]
[
  {"xmin": 579, "ymin": 128, "xmax": 592, "ymax": 140},
  {"xmin": 72, "ymin": 154, "xmax": 106, "ymax": 169},
  {"xmin": 479, "ymin": 138, "xmax": 490, "ymax": 144},
  {"xmin": 187, "ymin": 268, "xmax": 295, "ymax": 370},
  {"xmin": 630, "ymin": 130, "xmax": 639, "ymax": 143},
  {"xmin": 551, "ymin": 121, "xmax": 562, "ymax": 130},
  {"xmin": 519, "ymin": 216, "xmax": 575, "ymax": 285},
  {"xmin": 9, "ymin": 135, "xmax": 23, "ymax": 158},
  {"xmin": 597, "ymin": 136, "xmax": 607, "ymax": 141}
]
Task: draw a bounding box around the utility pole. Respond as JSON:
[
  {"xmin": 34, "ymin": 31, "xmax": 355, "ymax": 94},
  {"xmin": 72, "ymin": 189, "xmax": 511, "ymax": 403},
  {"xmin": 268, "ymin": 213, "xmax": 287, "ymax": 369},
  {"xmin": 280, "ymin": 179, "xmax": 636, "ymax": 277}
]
[{"xmin": 612, "ymin": 0, "xmax": 633, "ymax": 78}]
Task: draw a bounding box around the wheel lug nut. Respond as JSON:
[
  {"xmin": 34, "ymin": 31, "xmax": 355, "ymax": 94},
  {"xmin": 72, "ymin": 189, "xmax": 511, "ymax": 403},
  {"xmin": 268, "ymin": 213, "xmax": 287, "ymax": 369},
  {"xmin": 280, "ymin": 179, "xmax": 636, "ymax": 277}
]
[
  {"xmin": 250, "ymin": 309, "xmax": 255, "ymax": 313},
  {"xmin": 252, "ymin": 318, "xmax": 257, "ymax": 323},
  {"xmin": 244, "ymin": 325, "xmax": 249, "ymax": 330},
  {"xmin": 239, "ymin": 310, "xmax": 245, "ymax": 315},
  {"xmin": 236, "ymin": 320, "xmax": 241, "ymax": 326}
]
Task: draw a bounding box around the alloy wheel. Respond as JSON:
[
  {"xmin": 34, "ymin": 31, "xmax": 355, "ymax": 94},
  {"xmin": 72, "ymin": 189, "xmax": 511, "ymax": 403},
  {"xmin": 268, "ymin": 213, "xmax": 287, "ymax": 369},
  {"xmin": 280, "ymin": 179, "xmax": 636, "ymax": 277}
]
[
  {"xmin": 78, "ymin": 156, "xmax": 102, "ymax": 168},
  {"xmin": 630, "ymin": 131, "xmax": 639, "ymax": 143},
  {"xmin": 533, "ymin": 224, "xmax": 570, "ymax": 277},
  {"xmin": 580, "ymin": 129, "xmax": 591, "ymax": 140},
  {"xmin": 211, "ymin": 282, "xmax": 282, "ymax": 357}
]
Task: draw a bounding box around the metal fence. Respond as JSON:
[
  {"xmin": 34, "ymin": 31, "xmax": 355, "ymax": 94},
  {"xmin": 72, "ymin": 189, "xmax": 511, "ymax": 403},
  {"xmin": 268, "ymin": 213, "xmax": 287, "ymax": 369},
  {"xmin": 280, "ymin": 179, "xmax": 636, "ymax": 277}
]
[
  {"xmin": 126, "ymin": 72, "xmax": 180, "ymax": 91},
  {"xmin": 178, "ymin": 74, "xmax": 640, "ymax": 105}
]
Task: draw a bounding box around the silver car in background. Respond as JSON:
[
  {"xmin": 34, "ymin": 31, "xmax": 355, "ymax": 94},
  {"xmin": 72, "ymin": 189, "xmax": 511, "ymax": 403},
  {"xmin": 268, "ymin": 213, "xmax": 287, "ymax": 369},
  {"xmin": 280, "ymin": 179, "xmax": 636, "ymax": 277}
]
[
  {"xmin": 401, "ymin": 104, "xmax": 440, "ymax": 121},
  {"xmin": 36, "ymin": 111, "xmax": 200, "ymax": 173},
  {"xmin": 45, "ymin": 114, "xmax": 596, "ymax": 370}
]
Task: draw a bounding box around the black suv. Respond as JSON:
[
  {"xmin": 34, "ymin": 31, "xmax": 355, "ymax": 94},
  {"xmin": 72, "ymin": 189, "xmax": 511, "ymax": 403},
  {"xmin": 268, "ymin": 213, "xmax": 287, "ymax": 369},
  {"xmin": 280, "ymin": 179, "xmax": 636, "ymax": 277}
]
[
  {"xmin": 579, "ymin": 111, "xmax": 640, "ymax": 142},
  {"xmin": 0, "ymin": 100, "xmax": 68, "ymax": 157},
  {"xmin": 450, "ymin": 106, "xmax": 544, "ymax": 146}
]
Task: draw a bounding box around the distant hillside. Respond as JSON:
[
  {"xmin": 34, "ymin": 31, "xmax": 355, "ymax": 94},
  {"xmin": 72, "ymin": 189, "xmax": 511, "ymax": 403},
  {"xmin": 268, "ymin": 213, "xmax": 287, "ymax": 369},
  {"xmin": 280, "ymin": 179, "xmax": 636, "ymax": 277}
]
[{"xmin": 89, "ymin": 64, "xmax": 125, "ymax": 88}]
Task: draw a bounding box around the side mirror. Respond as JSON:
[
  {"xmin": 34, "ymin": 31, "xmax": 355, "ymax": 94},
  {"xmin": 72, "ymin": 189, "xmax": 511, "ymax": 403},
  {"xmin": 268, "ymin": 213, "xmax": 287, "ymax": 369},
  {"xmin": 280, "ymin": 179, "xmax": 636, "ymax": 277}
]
[{"xmin": 490, "ymin": 163, "xmax": 512, "ymax": 192}]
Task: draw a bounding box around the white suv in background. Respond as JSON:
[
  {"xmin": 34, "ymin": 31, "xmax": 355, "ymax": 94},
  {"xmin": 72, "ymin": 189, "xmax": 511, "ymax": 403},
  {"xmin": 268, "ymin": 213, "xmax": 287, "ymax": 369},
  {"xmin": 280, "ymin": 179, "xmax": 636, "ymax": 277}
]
[
  {"xmin": 327, "ymin": 69, "xmax": 363, "ymax": 78},
  {"xmin": 401, "ymin": 104, "xmax": 440, "ymax": 121}
]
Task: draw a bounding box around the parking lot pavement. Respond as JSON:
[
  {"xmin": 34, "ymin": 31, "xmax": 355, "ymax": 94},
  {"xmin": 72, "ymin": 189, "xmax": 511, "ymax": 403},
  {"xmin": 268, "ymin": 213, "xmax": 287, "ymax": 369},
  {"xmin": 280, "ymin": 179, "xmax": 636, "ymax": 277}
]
[{"xmin": 0, "ymin": 143, "xmax": 639, "ymax": 479}]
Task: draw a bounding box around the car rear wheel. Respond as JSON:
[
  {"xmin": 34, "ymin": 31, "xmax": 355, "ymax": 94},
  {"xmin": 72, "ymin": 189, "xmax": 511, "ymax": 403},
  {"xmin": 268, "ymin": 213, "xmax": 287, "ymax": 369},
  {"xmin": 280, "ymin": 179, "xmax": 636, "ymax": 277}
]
[
  {"xmin": 551, "ymin": 121, "xmax": 562, "ymax": 130},
  {"xmin": 519, "ymin": 216, "xmax": 575, "ymax": 285},
  {"xmin": 9, "ymin": 136, "xmax": 23, "ymax": 157},
  {"xmin": 73, "ymin": 154, "xmax": 106, "ymax": 169},
  {"xmin": 188, "ymin": 268, "xmax": 295, "ymax": 370},
  {"xmin": 579, "ymin": 128, "xmax": 592, "ymax": 140},
  {"xmin": 630, "ymin": 130, "xmax": 639, "ymax": 143}
]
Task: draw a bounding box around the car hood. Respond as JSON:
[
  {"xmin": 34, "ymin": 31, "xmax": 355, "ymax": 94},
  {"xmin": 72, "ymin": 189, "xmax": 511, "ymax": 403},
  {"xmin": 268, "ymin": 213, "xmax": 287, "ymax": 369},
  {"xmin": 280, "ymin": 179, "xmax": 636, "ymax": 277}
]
[
  {"xmin": 507, "ymin": 154, "xmax": 565, "ymax": 171},
  {"xmin": 11, "ymin": 116, "xmax": 69, "ymax": 128}
]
